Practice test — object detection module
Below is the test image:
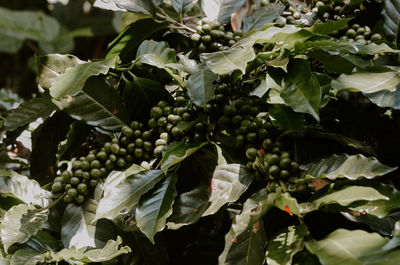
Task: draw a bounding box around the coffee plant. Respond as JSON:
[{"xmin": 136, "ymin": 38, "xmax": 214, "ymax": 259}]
[{"xmin": 2, "ymin": 0, "xmax": 400, "ymax": 264}]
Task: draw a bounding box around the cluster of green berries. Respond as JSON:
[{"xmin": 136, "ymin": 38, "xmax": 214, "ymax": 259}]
[
  {"xmin": 191, "ymin": 18, "xmax": 243, "ymax": 55},
  {"xmin": 334, "ymin": 24, "xmax": 382, "ymax": 43},
  {"xmin": 149, "ymin": 96, "xmax": 207, "ymax": 145},
  {"xmin": 246, "ymin": 141, "xmax": 299, "ymax": 181}
]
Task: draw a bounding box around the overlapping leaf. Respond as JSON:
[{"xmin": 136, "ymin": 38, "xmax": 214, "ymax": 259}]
[
  {"xmin": 187, "ymin": 68, "xmax": 217, "ymax": 108},
  {"xmin": 136, "ymin": 172, "xmax": 178, "ymax": 243},
  {"xmin": 302, "ymin": 153, "xmax": 396, "ymax": 180},
  {"xmin": 202, "ymin": 164, "xmax": 253, "ymax": 216},
  {"xmin": 242, "ymin": 3, "xmax": 285, "ymax": 33}
]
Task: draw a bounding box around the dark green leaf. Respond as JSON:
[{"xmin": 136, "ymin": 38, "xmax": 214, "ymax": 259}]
[
  {"xmin": 30, "ymin": 112, "xmax": 72, "ymax": 185},
  {"xmin": 94, "ymin": 168, "xmax": 163, "ymax": 221},
  {"xmin": 219, "ymin": 220, "xmax": 267, "ymax": 265},
  {"xmin": 106, "ymin": 18, "xmax": 168, "ymax": 61},
  {"xmin": 302, "ymin": 153, "xmax": 396, "ymax": 180},
  {"xmin": 167, "ymin": 185, "xmax": 210, "ymax": 229},
  {"xmin": 200, "ymin": 45, "xmax": 256, "ymax": 75},
  {"xmin": 242, "ymin": 3, "xmax": 285, "ymax": 33},
  {"xmin": 114, "ymin": 0, "xmax": 156, "ymax": 16},
  {"xmin": 53, "ymin": 76, "xmax": 130, "ymax": 131},
  {"xmin": 265, "ymin": 224, "xmax": 308, "ymax": 265},
  {"xmin": 381, "ymin": 0, "xmax": 400, "ymax": 40},
  {"xmin": 299, "ymin": 186, "xmax": 388, "ymax": 214},
  {"xmin": 310, "ymin": 18, "xmax": 353, "ymax": 35},
  {"xmin": 187, "ymin": 68, "xmax": 217, "ymax": 108},
  {"xmin": 136, "ymin": 172, "xmax": 178, "ymax": 243},
  {"xmin": 3, "ymin": 97, "xmax": 57, "ymax": 131},
  {"xmin": 281, "ymin": 58, "xmax": 321, "ymax": 121},
  {"xmin": 202, "ymin": 164, "xmax": 253, "ymax": 216},
  {"xmin": 269, "ymin": 105, "xmax": 306, "ymax": 132},
  {"xmin": 122, "ymin": 77, "xmax": 173, "ymax": 123},
  {"xmin": 306, "ymin": 229, "xmax": 400, "ymax": 265},
  {"xmin": 1, "ymin": 205, "xmax": 48, "ymax": 252},
  {"xmin": 161, "ymin": 142, "xmax": 208, "ymax": 174},
  {"xmin": 49, "ymin": 57, "xmax": 117, "ymax": 99},
  {"xmin": 10, "ymin": 249, "xmax": 44, "ymax": 265},
  {"xmin": 0, "ymin": 33, "xmax": 23, "ymax": 54},
  {"xmin": 0, "ymin": 170, "xmax": 50, "ymax": 207}
]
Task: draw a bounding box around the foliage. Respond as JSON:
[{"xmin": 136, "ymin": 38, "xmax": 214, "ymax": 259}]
[{"xmin": 2, "ymin": 0, "xmax": 400, "ymax": 264}]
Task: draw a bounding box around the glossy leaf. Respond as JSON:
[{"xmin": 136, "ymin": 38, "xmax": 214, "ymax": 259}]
[
  {"xmin": 202, "ymin": 164, "xmax": 253, "ymax": 216},
  {"xmin": 306, "ymin": 229, "xmax": 400, "ymax": 265},
  {"xmin": 91, "ymin": 0, "xmax": 125, "ymax": 11},
  {"xmin": 331, "ymin": 66, "xmax": 400, "ymax": 95},
  {"xmin": 136, "ymin": 172, "xmax": 178, "ymax": 243},
  {"xmin": 311, "ymin": 18, "xmax": 353, "ymax": 35},
  {"xmin": 200, "ymin": 45, "xmax": 256, "ymax": 75},
  {"xmin": 1, "ymin": 204, "xmax": 48, "ymax": 252},
  {"xmin": 53, "ymin": 76, "xmax": 130, "ymax": 131},
  {"xmin": 37, "ymin": 54, "xmax": 84, "ymax": 90},
  {"xmin": 161, "ymin": 142, "xmax": 208, "ymax": 174},
  {"xmin": 114, "ymin": 0, "xmax": 156, "ymax": 16},
  {"xmin": 106, "ymin": 18, "xmax": 168, "ymax": 61},
  {"xmin": 49, "ymin": 57, "xmax": 117, "ymax": 99},
  {"xmin": 381, "ymin": 0, "xmax": 400, "ymax": 39},
  {"xmin": 9, "ymin": 249, "xmax": 44, "ymax": 265},
  {"xmin": 218, "ymin": 220, "xmax": 267, "ymax": 265},
  {"xmin": 281, "ymin": 58, "xmax": 321, "ymax": 121},
  {"xmin": 302, "ymin": 154, "xmax": 396, "ymax": 180},
  {"xmin": 299, "ymin": 186, "xmax": 389, "ymax": 214},
  {"xmin": 167, "ymin": 185, "xmax": 210, "ymax": 229},
  {"xmin": 269, "ymin": 105, "xmax": 306, "ymax": 132},
  {"xmin": 3, "ymin": 97, "xmax": 57, "ymax": 131},
  {"xmin": 200, "ymin": 0, "xmax": 246, "ymax": 24},
  {"xmin": 171, "ymin": 0, "xmax": 196, "ymax": 14},
  {"xmin": 0, "ymin": 170, "xmax": 50, "ymax": 207},
  {"xmin": 365, "ymin": 87, "xmax": 400, "ymax": 109},
  {"xmin": 52, "ymin": 236, "xmax": 130, "ymax": 264},
  {"xmin": 94, "ymin": 169, "xmax": 163, "ymax": 221},
  {"xmin": 242, "ymin": 3, "xmax": 285, "ymax": 33},
  {"xmin": 350, "ymin": 183, "xmax": 400, "ymax": 218},
  {"xmin": 187, "ymin": 68, "xmax": 218, "ymax": 108},
  {"xmin": 265, "ymin": 224, "xmax": 308, "ymax": 265}
]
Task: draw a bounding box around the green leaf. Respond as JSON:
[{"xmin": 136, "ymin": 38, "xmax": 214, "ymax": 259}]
[
  {"xmin": 365, "ymin": 86, "xmax": 400, "ymax": 109},
  {"xmin": 0, "ymin": 170, "xmax": 50, "ymax": 207},
  {"xmin": 91, "ymin": 0, "xmax": 125, "ymax": 11},
  {"xmin": 106, "ymin": 18, "xmax": 168, "ymax": 61},
  {"xmin": 167, "ymin": 185, "xmax": 210, "ymax": 229},
  {"xmin": 299, "ymin": 186, "xmax": 389, "ymax": 214},
  {"xmin": 218, "ymin": 220, "xmax": 267, "ymax": 265},
  {"xmin": 311, "ymin": 18, "xmax": 353, "ymax": 35},
  {"xmin": 114, "ymin": 0, "xmax": 156, "ymax": 16},
  {"xmin": 10, "ymin": 249, "xmax": 44, "ymax": 265},
  {"xmin": 242, "ymin": 3, "xmax": 285, "ymax": 33},
  {"xmin": 307, "ymin": 51, "xmax": 358, "ymax": 74},
  {"xmin": 94, "ymin": 169, "xmax": 163, "ymax": 221},
  {"xmin": 136, "ymin": 172, "xmax": 178, "ymax": 243},
  {"xmin": 200, "ymin": 45, "xmax": 256, "ymax": 75},
  {"xmin": 171, "ymin": 0, "xmax": 196, "ymax": 14},
  {"xmin": 202, "ymin": 164, "xmax": 253, "ymax": 216},
  {"xmin": 30, "ymin": 112, "xmax": 72, "ymax": 185},
  {"xmin": 302, "ymin": 154, "xmax": 396, "ymax": 180},
  {"xmin": 381, "ymin": 0, "xmax": 400, "ymax": 39},
  {"xmin": 49, "ymin": 57, "xmax": 117, "ymax": 99},
  {"xmin": 273, "ymin": 192, "xmax": 301, "ymax": 216},
  {"xmin": 349, "ymin": 183, "xmax": 400, "ymax": 218},
  {"xmin": 122, "ymin": 76, "xmax": 173, "ymax": 123},
  {"xmin": 0, "ymin": 33, "xmax": 23, "ymax": 54},
  {"xmin": 280, "ymin": 58, "xmax": 321, "ymax": 121},
  {"xmin": 3, "ymin": 97, "xmax": 57, "ymax": 131},
  {"xmin": 0, "ymin": 7, "xmax": 60, "ymax": 50},
  {"xmin": 52, "ymin": 236, "xmax": 130, "ymax": 264},
  {"xmin": 257, "ymin": 48, "xmax": 291, "ymax": 72},
  {"xmin": 161, "ymin": 142, "xmax": 208, "ymax": 174},
  {"xmin": 269, "ymin": 105, "xmax": 306, "ymax": 132},
  {"xmin": 187, "ymin": 68, "xmax": 218, "ymax": 108},
  {"xmin": 53, "ymin": 76, "xmax": 130, "ymax": 131},
  {"xmin": 37, "ymin": 54, "xmax": 84, "ymax": 90},
  {"xmin": 306, "ymin": 229, "xmax": 400, "ymax": 265},
  {"xmin": 332, "ymin": 67, "xmax": 400, "ymax": 95},
  {"xmin": 265, "ymin": 224, "xmax": 308, "ymax": 265},
  {"xmin": 1, "ymin": 205, "xmax": 48, "ymax": 252}
]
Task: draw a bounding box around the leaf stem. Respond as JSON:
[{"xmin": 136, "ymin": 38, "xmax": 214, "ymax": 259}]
[
  {"xmin": 40, "ymin": 192, "xmax": 66, "ymax": 212},
  {"xmin": 155, "ymin": 8, "xmax": 196, "ymax": 34}
]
